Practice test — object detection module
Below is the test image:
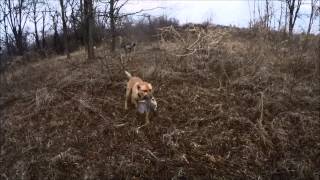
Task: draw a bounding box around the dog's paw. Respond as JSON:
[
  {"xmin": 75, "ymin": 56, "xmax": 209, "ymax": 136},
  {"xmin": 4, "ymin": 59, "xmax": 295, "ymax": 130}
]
[{"xmin": 153, "ymin": 110, "xmax": 159, "ymax": 117}]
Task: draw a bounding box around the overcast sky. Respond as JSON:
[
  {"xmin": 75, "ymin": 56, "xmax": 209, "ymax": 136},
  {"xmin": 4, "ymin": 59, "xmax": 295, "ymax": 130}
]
[
  {"xmin": 1, "ymin": 0, "xmax": 319, "ymax": 39},
  {"xmin": 123, "ymin": 0, "xmax": 319, "ymax": 34}
]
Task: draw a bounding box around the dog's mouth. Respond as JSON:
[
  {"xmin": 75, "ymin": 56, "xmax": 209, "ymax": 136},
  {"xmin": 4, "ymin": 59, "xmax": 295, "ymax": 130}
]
[
  {"xmin": 138, "ymin": 93, "xmax": 145, "ymax": 99},
  {"xmin": 139, "ymin": 93, "xmax": 152, "ymax": 100}
]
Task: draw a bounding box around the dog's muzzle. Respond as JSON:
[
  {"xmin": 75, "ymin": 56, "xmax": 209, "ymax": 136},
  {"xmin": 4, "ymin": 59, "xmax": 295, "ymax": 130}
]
[{"xmin": 142, "ymin": 94, "xmax": 152, "ymax": 100}]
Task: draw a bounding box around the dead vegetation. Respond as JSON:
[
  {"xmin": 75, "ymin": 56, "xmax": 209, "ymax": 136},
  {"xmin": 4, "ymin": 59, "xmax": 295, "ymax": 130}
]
[{"xmin": 0, "ymin": 26, "xmax": 319, "ymax": 179}]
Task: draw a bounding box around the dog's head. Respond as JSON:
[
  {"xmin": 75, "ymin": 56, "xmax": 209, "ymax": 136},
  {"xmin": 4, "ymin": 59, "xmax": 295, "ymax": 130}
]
[{"xmin": 137, "ymin": 82, "xmax": 153, "ymax": 100}]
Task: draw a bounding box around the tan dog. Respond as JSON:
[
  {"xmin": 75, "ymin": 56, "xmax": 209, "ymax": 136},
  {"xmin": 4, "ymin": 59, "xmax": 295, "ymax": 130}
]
[{"xmin": 124, "ymin": 71, "xmax": 153, "ymax": 124}]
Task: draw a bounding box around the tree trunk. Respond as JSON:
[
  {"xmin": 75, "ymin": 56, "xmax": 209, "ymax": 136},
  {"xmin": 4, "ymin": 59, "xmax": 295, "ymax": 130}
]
[
  {"xmin": 288, "ymin": 0, "xmax": 294, "ymax": 35},
  {"xmin": 265, "ymin": 0, "xmax": 269, "ymax": 29},
  {"xmin": 307, "ymin": 0, "xmax": 316, "ymax": 35},
  {"xmin": 59, "ymin": 0, "xmax": 70, "ymax": 59},
  {"xmin": 3, "ymin": 16, "xmax": 10, "ymax": 55},
  {"xmin": 84, "ymin": 0, "xmax": 94, "ymax": 60},
  {"xmin": 12, "ymin": 28, "xmax": 24, "ymax": 55},
  {"xmin": 88, "ymin": 0, "xmax": 94, "ymax": 59},
  {"xmin": 32, "ymin": 0, "xmax": 41, "ymax": 50},
  {"xmin": 287, "ymin": 0, "xmax": 302, "ymax": 35},
  {"xmin": 278, "ymin": 1, "xmax": 283, "ymax": 31},
  {"xmin": 41, "ymin": 11, "xmax": 46, "ymax": 49},
  {"xmin": 52, "ymin": 12, "xmax": 60, "ymax": 53},
  {"xmin": 316, "ymin": 38, "xmax": 320, "ymax": 76},
  {"xmin": 284, "ymin": 1, "xmax": 288, "ymax": 33},
  {"xmin": 33, "ymin": 17, "xmax": 41, "ymax": 50},
  {"xmin": 34, "ymin": 23, "xmax": 40, "ymax": 50},
  {"xmin": 109, "ymin": 0, "xmax": 116, "ymax": 52},
  {"xmin": 292, "ymin": 0, "xmax": 301, "ymax": 32},
  {"xmin": 7, "ymin": 0, "xmax": 25, "ymax": 55},
  {"xmin": 79, "ymin": 0, "xmax": 85, "ymax": 45},
  {"xmin": 17, "ymin": 0, "xmax": 24, "ymax": 55}
]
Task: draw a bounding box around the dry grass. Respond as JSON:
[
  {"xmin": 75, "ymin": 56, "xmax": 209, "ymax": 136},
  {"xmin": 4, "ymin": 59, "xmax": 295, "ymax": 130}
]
[{"xmin": 0, "ymin": 26, "xmax": 319, "ymax": 179}]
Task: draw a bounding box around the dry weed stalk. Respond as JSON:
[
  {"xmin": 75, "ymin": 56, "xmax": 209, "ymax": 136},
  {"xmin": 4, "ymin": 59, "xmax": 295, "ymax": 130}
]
[
  {"xmin": 35, "ymin": 87, "xmax": 52, "ymax": 109},
  {"xmin": 142, "ymin": 148, "xmax": 164, "ymax": 162},
  {"xmin": 50, "ymin": 148, "xmax": 83, "ymax": 163},
  {"xmin": 256, "ymin": 92, "xmax": 272, "ymax": 147}
]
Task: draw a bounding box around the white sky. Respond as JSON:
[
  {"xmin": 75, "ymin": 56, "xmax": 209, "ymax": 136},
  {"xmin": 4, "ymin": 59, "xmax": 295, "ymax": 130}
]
[{"xmin": 123, "ymin": 0, "xmax": 319, "ymax": 34}]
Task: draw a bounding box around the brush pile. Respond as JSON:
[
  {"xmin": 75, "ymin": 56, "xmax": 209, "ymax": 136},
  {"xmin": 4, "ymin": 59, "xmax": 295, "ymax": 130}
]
[{"xmin": 0, "ymin": 26, "xmax": 319, "ymax": 179}]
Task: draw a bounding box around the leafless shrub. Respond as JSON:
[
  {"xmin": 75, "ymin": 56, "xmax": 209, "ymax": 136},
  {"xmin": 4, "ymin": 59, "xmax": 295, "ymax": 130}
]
[{"xmin": 35, "ymin": 87, "xmax": 52, "ymax": 109}]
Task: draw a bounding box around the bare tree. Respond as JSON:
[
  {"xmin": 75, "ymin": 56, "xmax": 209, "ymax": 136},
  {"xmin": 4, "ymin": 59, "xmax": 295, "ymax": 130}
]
[
  {"xmin": 79, "ymin": 0, "xmax": 85, "ymax": 45},
  {"xmin": 0, "ymin": 4, "xmax": 10, "ymax": 55},
  {"xmin": 0, "ymin": 4, "xmax": 4, "ymax": 59},
  {"xmin": 307, "ymin": 0, "xmax": 319, "ymax": 35},
  {"xmin": 284, "ymin": 1, "xmax": 288, "ymax": 32},
  {"xmin": 286, "ymin": 0, "xmax": 302, "ymax": 35},
  {"xmin": 67, "ymin": 0, "xmax": 82, "ymax": 39},
  {"xmin": 84, "ymin": 0, "xmax": 94, "ymax": 59},
  {"xmin": 59, "ymin": 0, "xmax": 70, "ymax": 58},
  {"xmin": 109, "ymin": 0, "xmax": 116, "ymax": 52},
  {"xmin": 107, "ymin": 0, "xmax": 130, "ymax": 52},
  {"xmin": 109, "ymin": 1, "xmax": 161, "ymax": 51},
  {"xmin": 41, "ymin": 9, "xmax": 47, "ymax": 50},
  {"xmin": 69, "ymin": 0, "xmax": 85, "ymax": 46},
  {"xmin": 5, "ymin": 0, "xmax": 30, "ymax": 55},
  {"xmin": 30, "ymin": 0, "xmax": 44, "ymax": 50},
  {"xmin": 97, "ymin": 0, "xmax": 162, "ymax": 52},
  {"xmin": 278, "ymin": 0, "xmax": 285, "ymax": 31},
  {"xmin": 316, "ymin": 34, "xmax": 320, "ymax": 76},
  {"xmin": 265, "ymin": 0, "xmax": 270, "ymax": 29},
  {"xmin": 96, "ymin": 0, "xmax": 125, "ymax": 52},
  {"xmin": 50, "ymin": 10, "xmax": 61, "ymax": 54}
]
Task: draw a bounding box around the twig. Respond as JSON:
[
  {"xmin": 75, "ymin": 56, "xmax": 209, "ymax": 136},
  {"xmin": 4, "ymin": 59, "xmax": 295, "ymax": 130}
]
[
  {"xmin": 173, "ymin": 49, "xmax": 197, "ymax": 57},
  {"xmin": 114, "ymin": 123, "xmax": 127, "ymax": 128},
  {"xmin": 259, "ymin": 92, "xmax": 264, "ymax": 124},
  {"xmin": 181, "ymin": 154, "xmax": 189, "ymax": 164},
  {"xmin": 142, "ymin": 149, "xmax": 164, "ymax": 162},
  {"xmin": 186, "ymin": 31, "xmax": 202, "ymax": 50},
  {"xmin": 117, "ymin": 7, "xmax": 165, "ymax": 19},
  {"xmin": 50, "ymin": 148, "xmax": 83, "ymax": 163},
  {"xmin": 119, "ymin": 54, "xmax": 126, "ymax": 71}
]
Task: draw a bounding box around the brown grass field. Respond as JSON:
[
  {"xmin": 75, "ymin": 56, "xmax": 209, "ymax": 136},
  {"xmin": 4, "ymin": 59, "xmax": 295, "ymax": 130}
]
[{"xmin": 0, "ymin": 26, "xmax": 319, "ymax": 179}]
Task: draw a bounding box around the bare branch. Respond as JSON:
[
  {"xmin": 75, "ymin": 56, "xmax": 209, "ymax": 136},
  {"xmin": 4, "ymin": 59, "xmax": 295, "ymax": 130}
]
[{"xmin": 118, "ymin": 7, "xmax": 165, "ymax": 19}]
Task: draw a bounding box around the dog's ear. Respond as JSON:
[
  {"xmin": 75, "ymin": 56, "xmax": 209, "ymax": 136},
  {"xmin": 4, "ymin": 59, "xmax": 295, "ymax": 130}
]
[{"xmin": 147, "ymin": 83, "xmax": 153, "ymax": 91}]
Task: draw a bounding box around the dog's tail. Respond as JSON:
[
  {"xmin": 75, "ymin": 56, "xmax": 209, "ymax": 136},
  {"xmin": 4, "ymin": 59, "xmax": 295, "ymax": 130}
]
[{"xmin": 124, "ymin": 71, "xmax": 132, "ymax": 79}]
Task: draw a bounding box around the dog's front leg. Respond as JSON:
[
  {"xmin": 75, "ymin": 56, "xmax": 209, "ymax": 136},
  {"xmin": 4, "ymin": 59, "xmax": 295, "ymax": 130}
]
[
  {"xmin": 125, "ymin": 88, "xmax": 130, "ymax": 110},
  {"xmin": 145, "ymin": 112, "xmax": 150, "ymax": 125},
  {"xmin": 131, "ymin": 96, "xmax": 138, "ymax": 108}
]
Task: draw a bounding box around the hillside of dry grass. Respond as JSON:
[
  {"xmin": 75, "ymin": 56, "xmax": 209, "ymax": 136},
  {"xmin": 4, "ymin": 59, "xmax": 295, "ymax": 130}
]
[{"xmin": 0, "ymin": 26, "xmax": 319, "ymax": 179}]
